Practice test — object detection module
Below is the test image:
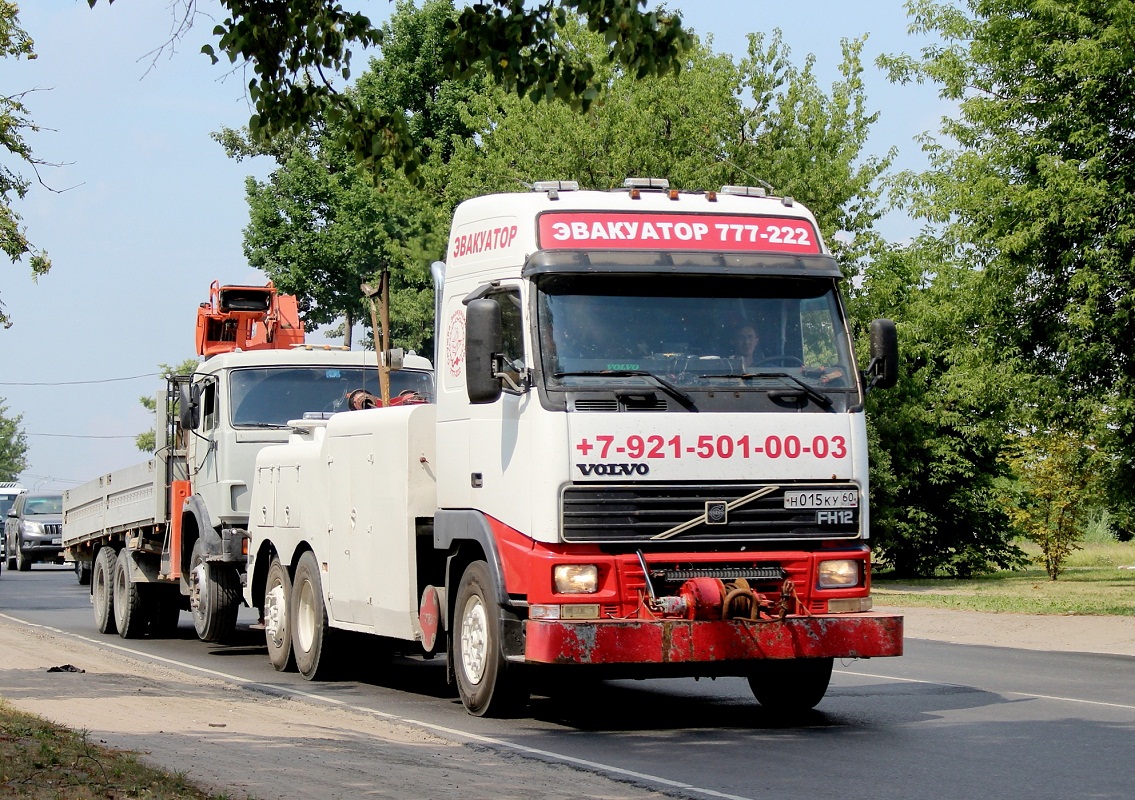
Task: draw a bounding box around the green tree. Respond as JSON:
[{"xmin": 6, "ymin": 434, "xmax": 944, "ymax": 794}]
[
  {"xmin": 1000, "ymin": 428, "xmax": 1100, "ymax": 580},
  {"xmin": 850, "ymin": 238, "xmax": 1027, "ymax": 577},
  {"xmin": 135, "ymin": 358, "xmax": 199, "ymax": 453},
  {"xmin": 0, "ymin": 399, "xmax": 28, "ymax": 480},
  {"xmin": 218, "ymin": 0, "xmax": 471, "ymax": 352},
  {"xmin": 92, "ymin": 0, "xmax": 691, "ymax": 178},
  {"xmin": 0, "ymin": 1, "xmax": 50, "ymax": 328},
  {"xmin": 880, "ymin": 0, "xmax": 1135, "ymax": 537}
]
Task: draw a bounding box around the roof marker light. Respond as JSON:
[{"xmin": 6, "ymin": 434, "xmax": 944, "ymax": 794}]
[
  {"xmin": 719, "ymin": 185, "xmax": 768, "ymax": 198},
  {"xmin": 532, "ymin": 180, "xmax": 579, "ymax": 192},
  {"xmin": 623, "ymin": 177, "xmax": 670, "ymax": 191}
]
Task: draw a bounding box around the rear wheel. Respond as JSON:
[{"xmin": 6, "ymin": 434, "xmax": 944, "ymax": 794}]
[
  {"xmin": 189, "ymin": 539, "xmax": 239, "ymax": 643},
  {"xmin": 264, "ymin": 557, "xmax": 295, "ymax": 672},
  {"xmin": 291, "ymin": 550, "xmax": 337, "ymax": 680},
  {"xmin": 92, "ymin": 547, "xmax": 117, "ymax": 635},
  {"xmin": 747, "ymin": 657, "xmax": 834, "ymax": 713},
  {"xmin": 112, "ymin": 552, "xmax": 147, "ymax": 639},
  {"xmin": 75, "ymin": 560, "xmax": 92, "ymax": 585},
  {"xmin": 452, "ymin": 561, "xmax": 528, "ymax": 717}
]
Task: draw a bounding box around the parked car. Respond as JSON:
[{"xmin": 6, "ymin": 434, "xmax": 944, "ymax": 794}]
[
  {"xmin": 0, "ymin": 482, "xmax": 25, "ymax": 574},
  {"xmin": 5, "ymin": 491, "xmax": 64, "ymax": 571}
]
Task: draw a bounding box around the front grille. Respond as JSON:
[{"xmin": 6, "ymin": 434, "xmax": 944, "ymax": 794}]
[
  {"xmin": 654, "ymin": 565, "xmax": 787, "ymax": 583},
  {"xmin": 561, "ymin": 482, "xmax": 859, "ymax": 543},
  {"xmin": 43, "ymin": 523, "xmax": 62, "ymax": 537}
]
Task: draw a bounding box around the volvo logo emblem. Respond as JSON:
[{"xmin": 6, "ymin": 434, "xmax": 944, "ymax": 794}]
[
  {"xmin": 705, "ymin": 501, "xmax": 728, "ymax": 525},
  {"xmin": 576, "ymin": 463, "xmax": 650, "ymax": 476}
]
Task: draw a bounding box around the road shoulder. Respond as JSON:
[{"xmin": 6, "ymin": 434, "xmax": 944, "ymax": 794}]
[
  {"xmin": 876, "ymin": 604, "xmax": 1135, "ymax": 657},
  {"xmin": 0, "ymin": 616, "xmax": 670, "ymax": 800}
]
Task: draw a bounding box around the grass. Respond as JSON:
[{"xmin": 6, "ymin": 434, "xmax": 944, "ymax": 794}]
[
  {"xmin": 874, "ymin": 536, "xmax": 1135, "ymax": 616},
  {"xmin": 0, "ymin": 700, "xmax": 238, "ymax": 800}
]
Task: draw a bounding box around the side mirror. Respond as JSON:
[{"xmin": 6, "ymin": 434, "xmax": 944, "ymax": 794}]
[
  {"xmin": 867, "ymin": 318, "xmax": 899, "ymax": 390},
  {"xmin": 180, "ymin": 382, "xmax": 201, "ymax": 429},
  {"xmin": 466, "ymin": 298, "xmax": 504, "ymax": 404}
]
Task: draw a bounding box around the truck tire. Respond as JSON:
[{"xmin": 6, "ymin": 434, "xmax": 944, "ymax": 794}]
[
  {"xmin": 747, "ymin": 657, "xmax": 834, "ymax": 713},
  {"xmin": 264, "ymin": 557, "xmax": 295, "ymax": 672},
  {"xmin": 452, "ymin": 561, "xmax": 528, "ymax": 717},
  {"xmin": 112, "ymin": 552, "xmax": 147, "ymax": 639},
  {"xmin": 189, "ymin": 539, "xmax": 240, "ymax": 644},
  {"xmin": 291, "ymin": 550, "xmax": 338, "ymax": 680},
  {"xmin": 148, "ymin": 584, "xmax": 182, "ymax": 637},
  {"xmin": 75, "ymin": 560, "xmax": 92, "ymax": 585},
  {"xmin": 92, "ymin": 547, "xmax": 118, "ymax": 635}
]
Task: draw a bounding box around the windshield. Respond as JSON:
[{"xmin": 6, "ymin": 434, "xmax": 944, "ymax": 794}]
[
  {"xmin": 1, "ymin": 496, "xmax": 17, "ymax": 518},
  {"xmin": 229, "ymin": 367, "xmax": 434, "ymax": 427},
  {"xmin": 25, "ymin": 495, "xmax": 62, "ymax": 515},
  {"xmin": 536, "ymin": 274, "xmax": 856, "ymax": 397}
]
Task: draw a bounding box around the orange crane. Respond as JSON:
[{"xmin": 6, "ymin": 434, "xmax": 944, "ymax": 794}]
[{"xmin": 194, "ymin": 280, "xmax": 304, "ymax": 357}]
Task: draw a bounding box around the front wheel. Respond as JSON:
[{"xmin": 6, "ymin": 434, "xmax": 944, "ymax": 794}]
[
  {"xmin": 189, "ymin": 539, "xmax": 239, "ymax": 643},
  {"xmin": 16, "ymin": 540, "xmax": 31, "ymax": 571},
  {"xmin": 452, "ymin": 561, "xmax": 528, "ymax": 717},
  {"xmin": 747, "ymin": 657, "xmax": 834, "ymax": 713}
]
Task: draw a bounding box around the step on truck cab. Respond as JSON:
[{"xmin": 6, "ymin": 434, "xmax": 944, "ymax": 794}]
[{"xmin": 246, "ymin": 179, "xmax": 902, "ymax": 716}]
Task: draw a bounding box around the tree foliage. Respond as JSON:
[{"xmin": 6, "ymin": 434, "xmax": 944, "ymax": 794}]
[
  {"xmin": 92, "ymin": 0, "xmax": 691, "ymax": 179},
  {"xmin": 0, "ymin": 1, "xmax": 51, "ymax": 328},
  {"xmin": 849, "ymin": 238, "xmax": 1027, "ymax": 577},
  {"xmin": 1000, "ymin": 428, "xmax": 1101, "ymax": 580},
  {"xmin": 880, "ymin": 0, "xmax": 1135, "ymax": 537},
  {"xmin": 217, "ymin": 0, "xmax": 471, "ymax": 352},
  {"xmin": 0, "ymin": 398, "xmax": 28, "ymax": 480}
]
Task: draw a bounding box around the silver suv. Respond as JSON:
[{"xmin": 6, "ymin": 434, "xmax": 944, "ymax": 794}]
[{"xmin": 5, "ymin": 491, "xmax": 64, "ymax": 571}]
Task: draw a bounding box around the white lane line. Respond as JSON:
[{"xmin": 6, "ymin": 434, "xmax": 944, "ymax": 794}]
[
  {"xmin": 0, "ymin": 612, "xmax": 754, "ymax": 800},
  {"xmin": 837, "ymin": 667, "xmax": 1135, "ymax": 712}
]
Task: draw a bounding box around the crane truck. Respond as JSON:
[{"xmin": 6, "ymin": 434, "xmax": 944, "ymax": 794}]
[
  {"xmin": 62, "ymin": 281, "xmax": 433, "ymax": 642},
  {"xmin": 245, "ymin": 178, "xmax": 903, "ymax": 717}
]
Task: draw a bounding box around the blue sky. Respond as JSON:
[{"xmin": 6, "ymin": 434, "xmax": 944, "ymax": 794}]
[{"xmin": 0, "ymin": 1, "xmax": 947, "ymax": 489}]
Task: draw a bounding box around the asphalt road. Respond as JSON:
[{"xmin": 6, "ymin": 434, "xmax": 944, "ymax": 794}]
[{"xmin": 2, "ymin": 565, "xmax": 1133, "ymax": 800}]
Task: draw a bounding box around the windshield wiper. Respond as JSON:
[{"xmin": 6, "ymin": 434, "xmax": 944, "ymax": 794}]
[
  {"xmin": 700, "ymin": 371, "xmax": 833, "ymax": 408},
  {"xmin": 554, "ymin": 370, "xmax": 698, "ymax": 411},
  {"xmin": 238, "ymin": 422, "xmax": 290, "ymax": 429}
]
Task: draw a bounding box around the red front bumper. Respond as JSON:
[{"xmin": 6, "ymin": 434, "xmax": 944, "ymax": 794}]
[{"xmin": 525, "ymin": 612, "xmax": 903, "ymax": 665}]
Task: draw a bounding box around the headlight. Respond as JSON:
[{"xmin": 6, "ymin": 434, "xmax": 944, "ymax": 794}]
[
  {"xmin": 818, "ymin": 559, "xmax": 860, "ymax": 588},
  {"xmin": 24, "ymin": 522, "xmax": 44, "ymax": 536},
  {"xmin": 553, "ymin": 564, "xmax": 598, "ymax": 594}
]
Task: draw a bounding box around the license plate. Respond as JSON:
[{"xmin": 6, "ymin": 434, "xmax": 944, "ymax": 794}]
[
  {"xmin": 783, "ymin": 490, "xmax": 858, "ymax": 509},
  {"xmin": 52, "ymin": 538, "xmax": 62, "ymax": 545}
]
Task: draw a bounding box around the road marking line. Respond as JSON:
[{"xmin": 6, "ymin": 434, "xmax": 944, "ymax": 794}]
[
  {"xmin": 0, "ymin": 612, "xmax": 754, "ymax": 800},
  {"xmin": 837, "ymin": 667, "xmax": 1135, "ymax": 711}
]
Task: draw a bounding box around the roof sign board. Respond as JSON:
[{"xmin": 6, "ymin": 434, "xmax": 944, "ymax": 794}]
[{"xmin": 537, "ymin": 212, "xmax": 821, "ymax": 255}]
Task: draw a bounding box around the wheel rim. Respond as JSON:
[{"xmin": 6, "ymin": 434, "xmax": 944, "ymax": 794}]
[
  {"xmin": 189, "ymin": 562, "xmax": 207, "ymax": 618},
  {"xmin": 459, "ymin": 594, "xmax": 489, "ymax": 685},
  {"xmin": 265, "ymin": 583, "xmax": 287, "ymax": 646},
  {"xmin": 296, "ymin": 578, "xmax": 317, "ymax": 652}
]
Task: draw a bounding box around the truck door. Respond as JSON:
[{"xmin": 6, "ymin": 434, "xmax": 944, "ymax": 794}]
[
  {"xmin": 467, "ymin": 284, "xmax": 535, "ymax": 536},
  {"xmin": 186, "ymin": 377, "xmax": 221, "ymax": 512}
]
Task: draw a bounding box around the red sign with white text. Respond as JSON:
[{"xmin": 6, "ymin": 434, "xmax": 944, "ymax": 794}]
[{"xmin": 537, "ymin": 212, "xmax": 821, "ymax": 254}]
